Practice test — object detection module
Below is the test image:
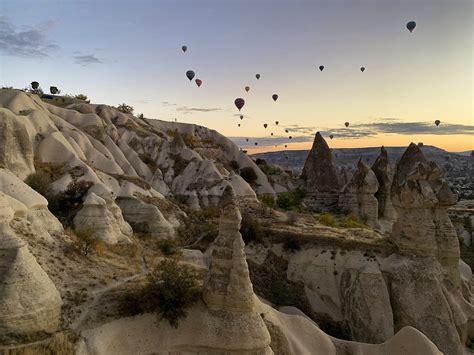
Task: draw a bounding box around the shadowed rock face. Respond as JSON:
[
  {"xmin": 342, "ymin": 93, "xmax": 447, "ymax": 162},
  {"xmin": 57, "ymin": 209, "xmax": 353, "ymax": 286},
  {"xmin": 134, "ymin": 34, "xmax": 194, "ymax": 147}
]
[
  {"xmin": 0, "ymin": 195, "xmax": 62, "ymax": 339},
  {"xmin": 339, "ymin": 159, "xmax": 379, "ymax": 227},
  {"xmin": 302, "ymin": 132, "xmax": 340, "ymax": 210},
  {"xmin": 391, "ymin": 143, "xmax": 459, "ymax": 274},
  {"xmin": 372, "ymin": 147, "xmax": 390, "ymax": 217}
]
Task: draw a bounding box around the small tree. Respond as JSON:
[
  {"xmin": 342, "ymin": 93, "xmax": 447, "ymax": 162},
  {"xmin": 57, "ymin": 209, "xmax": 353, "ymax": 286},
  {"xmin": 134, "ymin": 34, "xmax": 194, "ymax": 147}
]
[
  {"xmin": 239, "ymin": 166, "xmax": 258, "ymax": 184},
  {"xmin": 229, "ymin": 160, "xmax": 240, "ymax": 172},
  {"xmin": 141, "ymin": 259, "xmax": 200, "ymax": 327},
  {"xmin": 116, "ymin": 103, "xmax": 134, "ymax": 114},
  {"xmin": 31, "ymin": 81, "xmax": 39, "ymax": 90},
  {"xmin": 50, "ymin": 86, "xmax": 60, "ymax": 95}
]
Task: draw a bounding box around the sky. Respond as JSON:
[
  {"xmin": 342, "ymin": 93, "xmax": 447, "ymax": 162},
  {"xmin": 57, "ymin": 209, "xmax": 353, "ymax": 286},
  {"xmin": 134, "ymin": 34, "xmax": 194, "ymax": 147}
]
[{"xmin": 1, "ymin": 0, "xmax": 473, "ymax": 153}]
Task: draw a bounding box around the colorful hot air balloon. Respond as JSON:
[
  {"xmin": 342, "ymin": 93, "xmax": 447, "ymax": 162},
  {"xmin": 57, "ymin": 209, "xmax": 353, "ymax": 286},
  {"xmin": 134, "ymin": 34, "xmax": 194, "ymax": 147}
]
[
  {"xmin": 234, "ymin": 98, "xmax": 245, "ymax": 111},
  {"xmin": 245, "ymin": 86, "xmax": 250, "ymax": 92},
  {"xmin": 272, "ymin": 94, "xmax": 278, "ymax": 102},
  {"xmin": 275, "ymin": 121, "xmax": 279, "ymax": 125},
  {"xmin": 319, "ymin": 65, "xmax": 324, "ymax": 71},
  {"xmin": 345, "ymin": 122, "xmax": 350, "ymax": 127},
  {"xmin": 406, "ymin": 21, "xmax": 416, "ymax": 33},
  {"xmin": 195, "ymin": 79, "xmax": 202, "ymax": 87},
  {"xmin": 182, "ymin": 45, "xmax": 187, "ymax": 53},
  {"xmin": 186, "ymin": 70, "xmax": 195, "ymax": 81},
  {"xmin": 330, "ymin": 134, "xmax": 334, "ymax": 139},
  {"xmin": 360, "ymin": 67, "xmax": 365, "ymax": 72},
  {"xmin": 264, "ymin": 123, "xmax": 268, "ymax": 128},
  {"xmin": 256, "ymin": 74, "xmax": 261, "ymax": 80},
  {"xmin": 435, "ymin": 119, "xmax": 441, "ymax": 126},
  {"xmin": 240, "ymin": 115, "xmax": 244, "ymax": 120}
]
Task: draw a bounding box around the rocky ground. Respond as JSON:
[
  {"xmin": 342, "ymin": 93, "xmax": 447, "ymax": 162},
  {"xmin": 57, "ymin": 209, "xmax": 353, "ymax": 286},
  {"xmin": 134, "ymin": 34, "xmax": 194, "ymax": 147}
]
[{"xmin": 0, "ymin": 88, "xmax": 472, "ymax": 354}]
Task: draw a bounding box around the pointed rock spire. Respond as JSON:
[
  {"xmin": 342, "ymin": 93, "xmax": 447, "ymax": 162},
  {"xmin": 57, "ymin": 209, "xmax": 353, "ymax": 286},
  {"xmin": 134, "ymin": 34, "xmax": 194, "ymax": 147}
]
[
  {"xmin": 301, "ymin": 132, "xmax": 339, "ymax": 210},
  {"xmin": 372, "ymin": 146, "xmax": 395, "ymax": 222},
  {"xmin": 202, "ymin": 185, "xmax": 255, "ymax": 312}
]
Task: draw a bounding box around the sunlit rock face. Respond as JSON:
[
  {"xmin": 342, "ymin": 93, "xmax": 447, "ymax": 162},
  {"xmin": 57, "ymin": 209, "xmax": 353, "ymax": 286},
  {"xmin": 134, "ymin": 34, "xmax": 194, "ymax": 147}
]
[
  {"xmin": 0, "ymin": 194, "xmax": 62, "ymax": 339},
  {"xmin": 338, "ymin": 159, "xmax": 379, "ymax": 227},
  {"xmin": 391, "ymin": 143, "xmax": 460, "ymax": 280},
  {"xmin": 301, "ymin": 132, "xmax": 340, "ymax": 210}
]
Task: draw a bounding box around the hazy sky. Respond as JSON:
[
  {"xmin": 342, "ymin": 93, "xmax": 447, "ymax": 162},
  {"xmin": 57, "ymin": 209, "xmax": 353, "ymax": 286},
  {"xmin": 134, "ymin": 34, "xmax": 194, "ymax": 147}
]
[{"xmin": 1, "ymin": 0, "xmax": 473, "ymax": 152}]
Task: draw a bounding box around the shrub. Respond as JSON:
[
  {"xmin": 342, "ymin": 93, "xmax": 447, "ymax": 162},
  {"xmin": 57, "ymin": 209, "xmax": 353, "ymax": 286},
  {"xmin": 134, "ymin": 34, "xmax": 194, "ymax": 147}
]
[
  {"xmin": 239, "ymin": 167, "xmax": 258, "ymax": 184},
  {"xmin": 260, "ymin": 163, "xmax": 280, "ymax": 176},
  {"xmin": 319, "ymin": 213, "xmax": 337, "ymax": 227},
  {"xmin": 339, "ymin": 214, "xmax": 365, "ymax": 228},
  {"xmin": 229, "ymin": 160, "xmax": 240, "ymax": 172},
  {"xmin": 158, "ymin": 239, "xmax": 179, "ymax": 256},
  {"xmin": 75, "ymin": 229, "xmax": 105, "ymax": 256},
  {"xmin": 116, "ymin": 103, "xmax": 134, "ymax": 114},
  {"xmin": 182, "ymin": 133, "xmax": 197, "ymax": 147},
  {"xmin": 240, "ymin": 215, "xmax": 264, "ymax": 244},
  {"xmin": 75, "ymin": 94, "xmax": 89, "ymax": 102},
  {"xmin": 141, "ymin": 259, "xmax": 201, "ymax": 327},
  {"xmin": 283, "ymin": 236, "xmax": 301, "ymax": 252},
  {"xmin": 260, "ymin": 194, "xmax": 276, "ymax": 208},
  {"xmin": 267, "ymin": 278, "xmax": 291, "ymax": 306},
  {"xmin": 275, "ymin": 188, "xmax": 307, "ymax": 211},
  {"xmin": 25, "ymin": 172, "xmax": 52, "ymax": 196}
]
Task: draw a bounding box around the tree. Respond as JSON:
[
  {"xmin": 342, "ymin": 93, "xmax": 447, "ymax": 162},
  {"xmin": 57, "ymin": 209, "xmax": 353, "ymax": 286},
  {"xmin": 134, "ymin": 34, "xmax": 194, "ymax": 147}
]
[
  {"xmin": 31, "ymin": 81, "xmax": 39, "ymax": 90},
  {"xmin": 239, "ymin": 166, "xmax": 258, "ymax": 184},
  {"xmin": 116, "ymin": 103, "xmax": 134, "ymax": 114},
  {"xmin": 50, "ymin": 86, "xmax": 60, "ymax": 95}
]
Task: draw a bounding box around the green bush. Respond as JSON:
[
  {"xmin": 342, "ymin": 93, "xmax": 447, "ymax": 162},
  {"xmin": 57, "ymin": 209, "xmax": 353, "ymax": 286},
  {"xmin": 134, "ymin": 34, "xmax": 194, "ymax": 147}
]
[
  {"xmin": 319, "ymin": 213, "xmax": 337, "ymax": 227},
  {"xmin": 141, "ymin": 259, "xmax": 201, "ymax": 327},
  {"xmin": 240, "ymin": 215, "xmax": 265, "ymax": 244},
  {"xmin": 25, "ymin": 172, "xmax": 52, "ymax": 196},
  {"xmin": 276, "ymin": 188, "xmax": 306, "ymax": 211},
  {"xmin": 267, "ymin": 278, "xmax": 291, "ymax": 306},
  {"xmin": 260, "ymin": 163, "xmax": 281, "ymax": 176},
  {"xmin": 116, "ymin": 103, "xmax": 134, "ymax": 114},
  {"xmin": 260, "ymin": 194, "xmax": 276, "ymax": 208},
  {"xmin": 339, "ymin": 214, "xmax": 365, "ymax": 228},
  {"xmin": 239, "ymin": 167, "xmax": 258, "ymax": 184},
  {"xmin": 158, "ymin": 239, "xmax": 179, "ymax": 256}
]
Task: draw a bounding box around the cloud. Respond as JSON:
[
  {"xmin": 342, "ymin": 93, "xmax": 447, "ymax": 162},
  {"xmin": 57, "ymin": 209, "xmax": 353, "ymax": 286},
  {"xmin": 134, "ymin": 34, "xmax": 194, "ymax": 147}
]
[
  {"xmin": 230, "ymin": 135, "xmax": 313, "ymax": 147},
  {"xmin": 176, "ymin": 106, "xmax": 222, "ymax": 115},
  {"xmin": 0, "ymin": 16, "xmax": 58, "ymax": 57},
  {"xmin": 282, "ymin": 125, "xmax": 318, "ymax": 134},
  {"xmin": 73, "ymin": 54, "xmax": 102, "ymax": 65},
  {"xmin": 161, "ymin": 101, "xmax": 177, "ymax": 106}
]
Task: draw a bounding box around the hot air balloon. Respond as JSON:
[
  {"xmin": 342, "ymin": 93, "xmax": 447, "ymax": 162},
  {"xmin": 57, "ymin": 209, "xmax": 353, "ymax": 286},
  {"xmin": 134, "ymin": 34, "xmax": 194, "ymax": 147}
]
[
  {"xmin": 275, "ymin": 121, "xmax": 279, "ymax": 125},
  {"xmin": 284, "ymin": 145, "xmax": 287, "ymax": 148},
  {"xmin": 406, "ymin": 21, "xmax": 416, "ymax": 33},
  {"xmin": 289, "ymin": 136, "xmax": 292, "ymax": 140},
  {"xmin": 234, "ymin": 98, "xmax": 245, "ymax": 111},
  {"xmin": 345, "ymin": 122, "xmax": 350, "ymax": 127},
  {"xmin": 360, "ymin": 67, "xmax": 365, "ymax": 72},
  {"xmin": 240, "ymin": 115, "xmax": 244, "ymax": 120},
  {"xmin": 271, "ymin": 132, "xmax": 273, "ymax": 136},
  {"xmin": 272, "ymin": 94, "xmax": 278, "ymax": 102},
  {"xmin": 195, "ymin": 79, "xmax": 202, "ymax": 87},
  {"xmin": 330, "ymin": 134, "xmax": 334, "ymax": 139},
  {"xmin": 245, "ymin": 86, "xmax": 250, "ymax": 92},
  {"xmin": 238, "ymin": 124, "xmax": 241, "ymax": 127},
  {"xmin": 246, "ymin": 138, "xmax": 249, "ymax": 142},
  {"xmin": 255, "ymin": 142, "xmax": 258, "ymax": 146},
  {"xmin": 264, "ymin": 123, "xmax": 268, "ymax": 128},
  {"xmin": 285, "ymin": 129, "xmax": 289, "ymax": 133},
  {"xmin": 256, "ymin": 74, "xmax": 261, "ymax": 80},
  {"xmin": 182, "ymin": 45, "xmax": 187, "ymax": 53},
  {"xmin": 186, "ymin": 70, "xmax": 195, "ymax": 81},
  {"xmin": 435, "ymin": 119, "xmax": 441, "ymax": 126},
  {"xmin": 319, "ymin": 65, "xmax": 324, "ymax": 71}
]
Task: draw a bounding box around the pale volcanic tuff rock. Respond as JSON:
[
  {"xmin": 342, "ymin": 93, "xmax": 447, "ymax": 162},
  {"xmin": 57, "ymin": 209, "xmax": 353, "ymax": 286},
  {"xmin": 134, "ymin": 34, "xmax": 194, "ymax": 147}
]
[
  {"xmin": 338, "ymin": 159, "xmax": 379, "ymax": 227},
  {"xmin": 0, "ymin": 194, "xmax": 62, "ymax": 339},
  {"xmin": 371, "ymin": 146, "xmax": 397, "ymax": 232},
  {"xmin": 301, "ymin": 132, "xmax": 340, "ymax": 210},
  {"xmin": 391, "ymin": 143, "xmax": 460, "ymax": 279}
]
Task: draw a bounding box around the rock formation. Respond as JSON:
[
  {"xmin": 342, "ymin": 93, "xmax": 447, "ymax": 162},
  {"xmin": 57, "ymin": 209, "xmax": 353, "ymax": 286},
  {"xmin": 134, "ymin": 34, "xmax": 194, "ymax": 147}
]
[
  {"xmin": 301, "ymin": 132, "xmax": 340, "ymax": 210},
  {"xmin": 371, "ymin": 146, "xmax": 396, "ymax": 230},
  {"xmin": 0, "ymin": 194, "xmax": 62, "ymax": 340},
  {"xmin": 338, "ymin": 159, "xmax": 379, "ymax": 227},
  {"xmin": 391, "ymin": 143, "xmax": 460, "ymax": 280}
]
